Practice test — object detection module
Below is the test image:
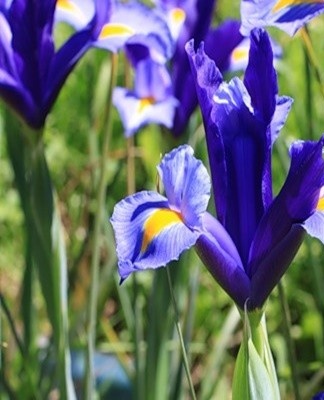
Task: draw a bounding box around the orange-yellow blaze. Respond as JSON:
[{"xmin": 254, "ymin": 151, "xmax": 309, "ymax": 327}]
[
  {"xmin": 57, "ymin": 0, "xmax": 78, "ymax": 12},
  {"xmin": 272, "ymin": 0, "xmax": 324, "ymax": 13},
  {"xmin": 231, "ymin": 47, "xmax": 248, "ymax": 62},
  {"xmin": 141, "ymin": 209, "xmax": 183, "ymax": 253},
  {"xmin": 170, "ymin": 8, "xmax": 186, "ymax": 25},
  {"xmin": 137, "ymin": 96, "xmax": 155, "ymax": 114},
  {"xmin": 99, "ymin": 23, "xmax": 135, "ymax": 39},
  {"xmin": 317, "ymin": 196, "xmax": 324, "ymax": 211}
]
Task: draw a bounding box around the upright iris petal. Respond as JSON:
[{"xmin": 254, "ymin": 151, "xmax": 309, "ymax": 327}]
[
  {"xmin": 241, "ymin": 0, "xmax": 324, "ymax": 36},
  {"xmin": 111, "ymin": 145, "xmax": 211, "ymax": 281}
]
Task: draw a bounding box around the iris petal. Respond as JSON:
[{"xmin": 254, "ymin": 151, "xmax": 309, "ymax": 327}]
[
  {"xmin": 243, "ymin": 29, "xmax": 277, "ymax": 125},
  {"xmin": 112, "ymin": 87, "xmax": 178, "ymax": 137},
  {"xmin": 111, "ymin": 191, "xmax": 200, "ymax": 281},
  {"xmin": 249, "ymin": 138, "xmax": 324, "ymax": 278},
  {"xmin": 241, "ymin": 0, "xmax": 324, "ymax": 36},
  {"xmin": 196, "ymin": 214, "xmax": 250, "ymax": 309},
  {"xmin": 157, "ymin": 144, "xmax": 211, "ymax": 228}
]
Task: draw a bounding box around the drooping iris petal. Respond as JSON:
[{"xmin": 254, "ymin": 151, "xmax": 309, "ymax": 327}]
[
  {"xmin": 249, "ymin": 225, "xmax": 305, "ymax": 309},
  {"xmin": 97, "ymin": 2, "xmax": 173, "ymax": 62},
  {"xmin": 55, "ymin": 0, "xmax": 94, "ymax": 30},
  {"xmin": 111, "ymin": 191, "xmax": 199, "ymax": 281},
  {"xmin": 112, "ymin": 59, "xmax": 178, "ymax": 137},
  {"xmin": 111, "ymin": 145, "xmax": 211, "ymax": 281},
  {"xmin": 248, "ymin": 138, "xmax": 324, "ymax": 284},
  {"xmin": 157, "ymin": 144, "xmax": 211, "ymax": 227},
  {"xmin": 196, "ymin": 214, "xmax": 250, "ymax": 309},
  {"xmin": 240, "ymin": 0, "xmax": 324, "ymax": 36},
  {"xmin": 113, "ymin": 87, "xmax": 178, "ymax": 137}
]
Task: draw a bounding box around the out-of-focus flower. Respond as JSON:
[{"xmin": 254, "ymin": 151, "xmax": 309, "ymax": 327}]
[
  {"xmin": 56, "ymin": 0, "xmax": 173, "ymax": 62},
  {"xmin": 111, "ymin": 29, "xmax": 324, "ymax": 311},
  {"xmin": 0, "ymin": 0, "xmax": 109, "ymax": 129},
  {"xmin": 240, "ymin": 0, "xmax": 324, "ymax": 36},
  {"xmin": 113, "ymin": 58, "xmax": 178, "ymax": 137},
  {"xmin": 170, "ymin": 15, "xmax": 246, "ymax": 136}
]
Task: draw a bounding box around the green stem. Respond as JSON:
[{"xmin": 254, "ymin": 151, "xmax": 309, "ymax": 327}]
[
  {"xmin": 278, "ymin": 281, "xmax": 301, "ymax": 400},
  {"xmin": 84, "ymin": 53, "xmax": 118, "ymax": 400},
  {"xmin": 166, "ymin": 266, "xmax": 197, "ymax": 400},
  {"xmin": 0, "ymin": 294, "xmax": 24, "ymax": 358}
]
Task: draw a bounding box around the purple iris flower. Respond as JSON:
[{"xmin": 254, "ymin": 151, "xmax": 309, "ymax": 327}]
[
  {"xmin": 159, "ymin": 0, "xmax": 246, "ymax": 136},
  {"xmin": 240, "ymin": 0, "xmax": 324, "ymax": 36},
  {"xmin": 111, "ymin": 28, "xmax": 324, "ymax": 311},
  {"xmin": 0, "ymin": 0, "xmax": 110, "ymax": 129},
  {"xmin": 56, "ymin": 0, "xmax": 173, "ymax": 62},
  {"xmin": 113, "ymin": 58, "xmax": 178, "ymax": 137}
]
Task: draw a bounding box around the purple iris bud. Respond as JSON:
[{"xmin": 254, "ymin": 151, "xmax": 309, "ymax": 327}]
[
  {"xmin": 240, "ymin": 0, "xmax": 324, "ymax": 36},
  {"xmin": 111, "ymin": 28, "xmax": 324, "ymax": 311},
  {"xmin": 113, "ymin": 58, "xmax": 178, "ymax": 137},
  {"xmin": 0, "ymin": 0, "xmax": 110, "ymax": 129}
]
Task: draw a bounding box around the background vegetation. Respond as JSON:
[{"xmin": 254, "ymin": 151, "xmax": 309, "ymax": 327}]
[{"xmin": 1, "ymin": 1, "xmax": 324, "ymax": 399}]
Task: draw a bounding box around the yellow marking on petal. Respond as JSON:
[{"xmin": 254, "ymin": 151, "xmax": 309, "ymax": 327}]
[
  {"xmin": 57, "ymin": 0, "xmax": 79, "ymax": 12},
  {"xmin": 141, "ymin": 209, "xmax": 183, "ymax": 253},
  {"xmin": 317, "ymin": 196, "xmax": 324, "ymax": 211},
  {"xmin": 231, "ymin": 47, "xmax": 249, "ymax": 62},
  {"xmin": 99, "ymin": 23, "xmax": 135, "ymax": 39},
  {"xmin": 137, "ymin": 96, "xmax": 155, "ymax": 114},
  {"xmin": 272, "ymin": 0, "xmax": 324, "ymax": 13},
  {"xmin": 170, "ymin": 8, "xmax": 186, "ymax": 25}
]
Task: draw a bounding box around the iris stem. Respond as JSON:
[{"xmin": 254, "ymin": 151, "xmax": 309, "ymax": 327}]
[
  {"xmin": 84, "ymin": 53, "xmax": 118, "ymax": 400},
  {"xmin": 166, "ymin": 266, "xmax": 197, "ymax": 400},
  {"xmin": 277, "ymin": 281, "xmax": 301, "ymax": 400}
]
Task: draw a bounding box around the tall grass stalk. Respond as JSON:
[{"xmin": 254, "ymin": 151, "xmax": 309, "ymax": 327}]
[
  {"xmin": 84, "ymin": 53, "xmax": 118, "ymax": 399},
  {"xmin": 277, "ymin": 281, "xmax": 301, "ymax": 400},
  {"xmin": 166, "ymin": 266, "xmax": 197, "ymax": 400}
]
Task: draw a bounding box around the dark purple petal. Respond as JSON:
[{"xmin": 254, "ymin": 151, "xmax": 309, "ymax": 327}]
[
  {"xmin": 170, "ymin": 0, "xmax": 216, "ymax": 136},
  {"xmin": 204, "ymin": 20, "xmax": 244, "ymax": 73},
  {"xmin": 243, "ymin": 29, "xmax": 277, "ymax": 125},
  {"xmin": 249, "ymin": 225, "xmax": 305, "ymax": 309},
  {"xmin": 196, "ymin": 213, "xmax": 250, "ymax": 309},
  {"xmin": 43, "ymin": 29, "xmax": 92, "ymax": 117},
  {"xmin": 212, "ymin": 78, "xmax": 269, "ymax": 264},
  {"xmin": 249, "ymin": 138, "xmax": 324, "ymax": 281},
  {"xmin": 186, "ymin": 40, "xmax": 225, "ymax": 216},
  {"xmin": 8, "ymin": 0, "xmax": 56, "ymax": 103}
]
